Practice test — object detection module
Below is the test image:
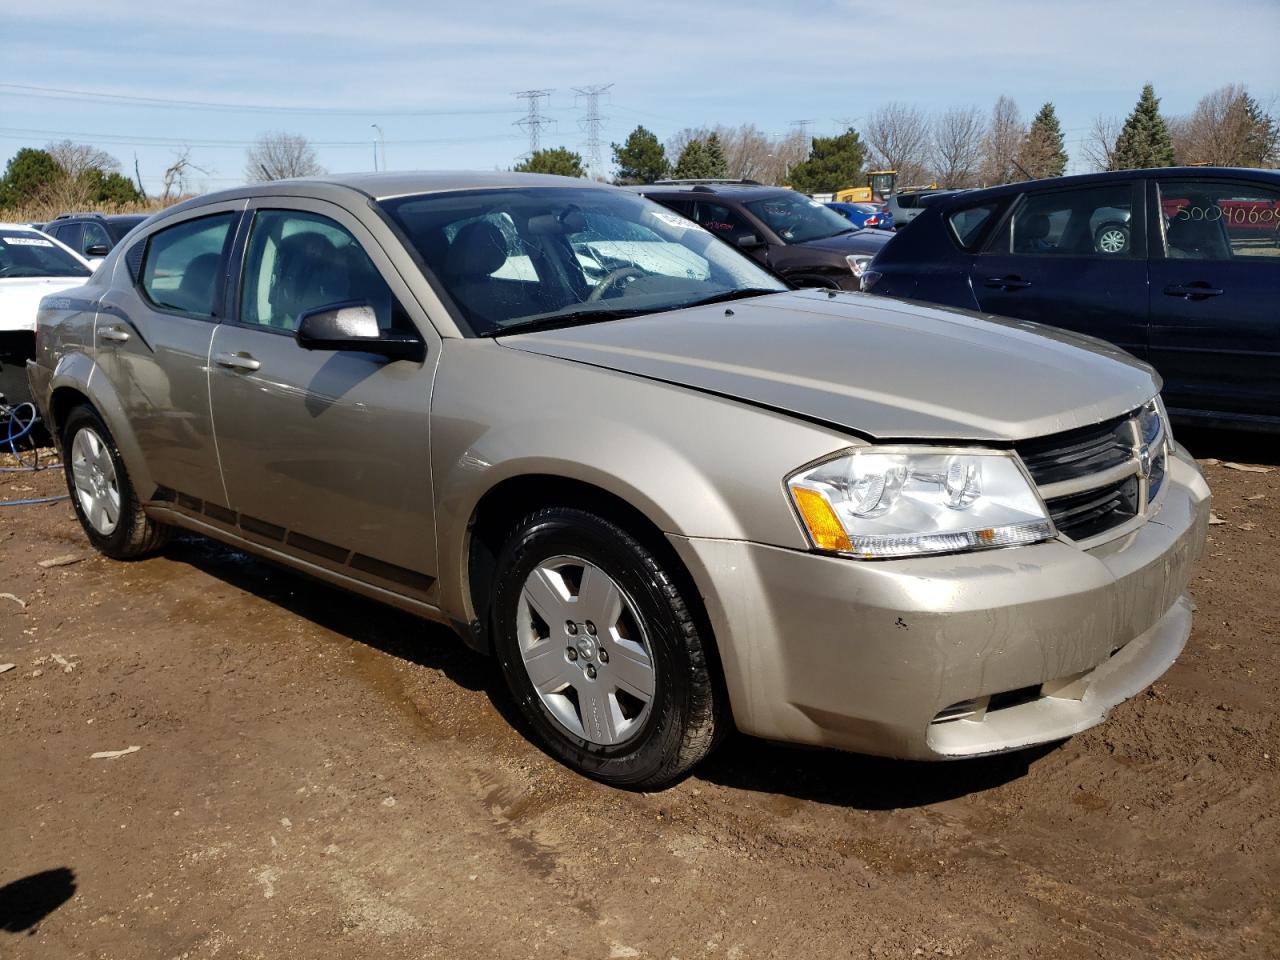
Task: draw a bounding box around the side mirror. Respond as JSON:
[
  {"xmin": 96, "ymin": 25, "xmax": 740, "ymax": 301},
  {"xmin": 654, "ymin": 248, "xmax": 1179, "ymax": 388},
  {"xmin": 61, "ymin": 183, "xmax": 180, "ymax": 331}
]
[
  {"xmin": 85, "ymin": 244, "xmax": 110, "ymax": 257},
  {"xmin": 296, "ymin": 301, "xmax": 425, "ymax": 361},
  {"xmin": 736, "ymin": 233, "xmax": 765, "ymax": 250}
]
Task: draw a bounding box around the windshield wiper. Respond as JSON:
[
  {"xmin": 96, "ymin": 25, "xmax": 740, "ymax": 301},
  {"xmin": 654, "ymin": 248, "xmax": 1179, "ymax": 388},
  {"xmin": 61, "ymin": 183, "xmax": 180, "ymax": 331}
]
[
  {"xmin": 485, "ymin": 305, "xmax": 653, "ymax": 338},
  {"xmin": 675, "ymin": 287, "xmax": 782, "ymax": 310}
]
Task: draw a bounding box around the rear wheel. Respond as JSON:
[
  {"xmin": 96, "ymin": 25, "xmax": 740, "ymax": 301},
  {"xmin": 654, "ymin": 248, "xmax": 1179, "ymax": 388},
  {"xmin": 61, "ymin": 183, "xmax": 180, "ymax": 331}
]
[
  {"xmin": 1094, "ymin": 223, "xmax": 1129, "ymax": 255},
  {"xmin": 491, "ymin": 507, "xmax": 724, "ymax": 789},
  {"xmin": 61, "ymin": 405, "xmax": 169, "ymax": 559}
]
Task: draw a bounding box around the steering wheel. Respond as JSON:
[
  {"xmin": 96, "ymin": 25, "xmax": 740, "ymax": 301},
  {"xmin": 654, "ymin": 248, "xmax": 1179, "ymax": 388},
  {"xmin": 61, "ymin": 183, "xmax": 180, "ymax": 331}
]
[{"xmin": 587, "ymin": 266, "xmax": 647, "ymax": 302}]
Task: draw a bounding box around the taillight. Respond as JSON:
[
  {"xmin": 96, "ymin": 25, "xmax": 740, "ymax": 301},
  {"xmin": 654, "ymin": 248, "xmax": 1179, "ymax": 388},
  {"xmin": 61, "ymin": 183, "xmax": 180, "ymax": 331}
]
[{"xmin": 865, "ymin": 215, "xmax": 880, "ymax": 226}]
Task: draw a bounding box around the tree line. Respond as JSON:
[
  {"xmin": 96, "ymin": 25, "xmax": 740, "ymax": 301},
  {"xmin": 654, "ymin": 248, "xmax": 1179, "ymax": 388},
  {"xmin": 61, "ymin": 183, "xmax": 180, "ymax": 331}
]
[{"xmin": 515, "ymin": 82, "xmax": 1278, "ymax": 193}]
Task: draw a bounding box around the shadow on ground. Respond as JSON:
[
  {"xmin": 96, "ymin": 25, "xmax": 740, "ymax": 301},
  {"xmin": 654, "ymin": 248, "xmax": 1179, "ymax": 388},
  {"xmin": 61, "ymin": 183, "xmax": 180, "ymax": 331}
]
[
  {"xmin": 1176, "ymin": 426, "xmax": 1279, "ymax": 466},
  {"xmin": 695, "ymin": 734, "xmax": 1059, "ymax": 810},
  {"xmin": 0, "ymin": 868, "xmax": 76, "ymax": 934}
]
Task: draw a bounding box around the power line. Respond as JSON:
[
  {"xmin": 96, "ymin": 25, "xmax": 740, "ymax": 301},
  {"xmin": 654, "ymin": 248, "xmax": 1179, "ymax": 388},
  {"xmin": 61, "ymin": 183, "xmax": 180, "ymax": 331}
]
[
  {"xmin": 573, "ymin": 83, "xmax": 613, "ymax": 177},
  {"xmin": 513, "ymin": 89, "xmax": 554, "ymax": 157},
  {"xmin": 0, "ymin": 126, "xmax": 521, "ymax": 149},
  {"xmin": 0, "ymin": 82, "xmax": 522, "ymax": 118}
]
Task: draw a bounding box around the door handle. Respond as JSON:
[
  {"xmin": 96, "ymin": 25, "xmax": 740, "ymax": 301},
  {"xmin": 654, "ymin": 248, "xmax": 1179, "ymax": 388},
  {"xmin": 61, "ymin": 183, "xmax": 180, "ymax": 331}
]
[
  {"xmin": 214, "ymin": 352, "xmax": 261, "ymax": 372},
  {"xmin": 97, "ymin": 327, "xmax": 130, "ymax": 343},
  {"xmin": 983, "ymin": 276, "xmax": 1032, "ymax": 291},
  {"xmin": 1163, "ymin": 282, "xmax": 1224, "ymax": 300}
]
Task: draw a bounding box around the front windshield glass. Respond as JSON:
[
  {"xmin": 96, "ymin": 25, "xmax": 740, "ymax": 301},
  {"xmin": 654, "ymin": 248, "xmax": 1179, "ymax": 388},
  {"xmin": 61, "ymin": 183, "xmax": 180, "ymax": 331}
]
[
  {"xmin": 379, "ymin": 187, "xmax": 786, "ymax": 335},
  {"xmin": 744, "ymin": 193, "xmax": 855, "ymax": 244},
  {"xmin": 0, "ymin": 230, "xmax": 91, "ymax": 279}
]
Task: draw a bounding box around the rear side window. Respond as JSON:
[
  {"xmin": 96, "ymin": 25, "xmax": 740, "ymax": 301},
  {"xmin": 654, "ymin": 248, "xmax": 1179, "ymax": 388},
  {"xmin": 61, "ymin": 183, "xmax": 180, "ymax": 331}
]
[
  {"xmin": 140, "ymin": 213, "xmax": 235, "ymax": 318},
  {"xmin": 895, "ymin": 194, "xmax": 918, "ymax": 209},
  {"xmin": 1158, "ymin": 180, "xmax": 1280, "ymax": 260},
  {"xmin": 948, "ymin": 203, "xmax": 999, "ymax": 250},
  {"xmin": 1003, "ymin": 183, "xmax": 1137, "ymax": 258}
]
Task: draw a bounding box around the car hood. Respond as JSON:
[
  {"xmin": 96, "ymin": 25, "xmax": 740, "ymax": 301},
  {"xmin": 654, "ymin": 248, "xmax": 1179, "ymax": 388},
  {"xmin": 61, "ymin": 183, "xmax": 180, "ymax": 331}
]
[
  {"xmin": 796, "ymin": 230, "xmax": 891, "ymax": 255},
  {"xmin": 499, "ymin": 290, "xmax": 1158, "ymax": 442},
  {"xmin": 0, "ymin": 277, "xmax": 90, "ymax": 333}
]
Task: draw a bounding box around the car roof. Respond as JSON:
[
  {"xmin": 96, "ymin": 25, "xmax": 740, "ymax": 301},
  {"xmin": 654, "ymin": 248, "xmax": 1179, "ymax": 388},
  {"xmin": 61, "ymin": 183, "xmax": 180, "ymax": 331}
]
[
  {"xmin": 928, "ymin": 166, "xmax": 1280, "ymax": 211},
  {"xmin": 625, "ymin": 182, "xmax": 792, "ymax": 201}
]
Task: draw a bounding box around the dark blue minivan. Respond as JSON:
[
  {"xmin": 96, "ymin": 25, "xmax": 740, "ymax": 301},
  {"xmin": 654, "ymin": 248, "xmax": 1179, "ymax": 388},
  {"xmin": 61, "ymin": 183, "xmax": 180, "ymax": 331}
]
[{"xmin": 864, "ymin": 167, "xmax": 1280, "ymax": 432}]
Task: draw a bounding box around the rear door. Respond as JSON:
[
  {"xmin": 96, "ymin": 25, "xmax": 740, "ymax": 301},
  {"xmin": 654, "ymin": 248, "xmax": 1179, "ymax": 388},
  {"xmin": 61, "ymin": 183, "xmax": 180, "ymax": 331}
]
[
  {"xmin": 207, "ymin": 199, "xmax": 440, "ymax": 593},
  {"xmin": 94, "ymin": 203, "xmax": 242, "ymax": 507},
  {"xmin": 1147, "ymin": 177, "xmax": 1280, "ymax": 423},
  {"xmin": 971, "ymin": 180, "xmax": 1149, "ymax": 359}
]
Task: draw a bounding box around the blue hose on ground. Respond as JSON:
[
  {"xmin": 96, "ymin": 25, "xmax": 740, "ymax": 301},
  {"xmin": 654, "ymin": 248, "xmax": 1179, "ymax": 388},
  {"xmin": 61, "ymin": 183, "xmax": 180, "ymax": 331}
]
[
  {"xmin": 1, "ymin": 400, "xmax": 69, "ymax": 504},
  {"xmin": 0, "ymin": 495, "xmax": 69, "ymax": 506}
]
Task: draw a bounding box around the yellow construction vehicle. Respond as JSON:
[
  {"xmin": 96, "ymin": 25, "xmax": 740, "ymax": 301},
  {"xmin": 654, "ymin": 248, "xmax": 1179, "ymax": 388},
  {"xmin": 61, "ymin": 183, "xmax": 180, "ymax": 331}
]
[{"xmin": 834, "ymin": 170, "xmax": 898, "ymax": 203}]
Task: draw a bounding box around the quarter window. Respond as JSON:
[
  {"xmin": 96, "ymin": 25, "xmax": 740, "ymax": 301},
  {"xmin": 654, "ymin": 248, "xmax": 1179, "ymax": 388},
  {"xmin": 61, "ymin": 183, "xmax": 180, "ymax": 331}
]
[
  {"xmin": 1158, "ymin": 180, "xmax": 1280, "ymax": 260},
  {"xmin": 139, "ymin": 213, "xmax": 235, "ymax": 318},
  {"xmin": 239, "ymin": 210, "xmax": 396, "ymax": 332},
  {"xmin": 948, "ymin": 203, "xmax": 999, "ymax": 250},
  {"xmin": 1005, "ymin": 184, "xmax": 1136, "ymax": 258}
]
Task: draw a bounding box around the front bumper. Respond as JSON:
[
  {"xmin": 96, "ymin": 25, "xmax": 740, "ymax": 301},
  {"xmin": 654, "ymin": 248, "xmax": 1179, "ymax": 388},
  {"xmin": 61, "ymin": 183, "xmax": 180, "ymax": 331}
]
[{"xmin": 669, "ymin": 445, "xmax": 1210, "ymax": 760}]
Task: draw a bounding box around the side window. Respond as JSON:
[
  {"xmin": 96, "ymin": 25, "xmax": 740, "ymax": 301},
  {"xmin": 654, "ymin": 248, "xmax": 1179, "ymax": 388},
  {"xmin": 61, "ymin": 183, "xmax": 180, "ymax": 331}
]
[
  {"xmin": 140, "ymin": 213, "xmax": 235, "ymax": 318},
  {"xmin": 52, "ymin": 222, "xmax": 82, "ymax": 252},
  {"xmin": 1007, "ymin": 184, "xmax": 1136, "ymax": 258},
  {"xmin": 948, "ymin": 203, "xmax": 1000, "ymax": 250},
  {"xmin": 81, "ymin": 221, "xmax": 111, "ymax": 255},
  {"xmin": 691, "ymin": 202, "xmax": 755, "ymax": 243},
  {"xmin": 1158, "ymin": 180, "xmax": 1280, "ymax": 260},
  {"xmin": 240, "ymin": 209, "xmax": 396, "ymax": 332}
]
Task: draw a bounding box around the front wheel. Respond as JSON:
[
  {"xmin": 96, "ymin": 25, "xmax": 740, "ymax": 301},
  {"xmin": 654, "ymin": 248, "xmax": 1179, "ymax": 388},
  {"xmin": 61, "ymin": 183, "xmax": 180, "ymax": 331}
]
[
  {"xmin": 491, "ymin": 507, "xmax": 724, "ymax": 789},
  {"xmin": 61, "ymin": 405, "xmax": 169, "ymax": 560},
  {"xmin": 1094, "ymin": 223, "xmax": 1130, "ymax": 255}
]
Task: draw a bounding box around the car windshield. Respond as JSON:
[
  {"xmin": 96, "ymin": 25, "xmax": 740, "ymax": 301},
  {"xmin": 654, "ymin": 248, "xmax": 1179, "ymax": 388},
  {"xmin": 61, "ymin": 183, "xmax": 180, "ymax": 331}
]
[
  {"xmin": 380, "ymin": 187, "xmax": 787, "ymax": 335},
  {"xmin": 0, "ymin": 230, "xmax": 91, "ymax": 279},
  {"xmin": 743, "ymin": 193, "xmax": 855, "ymax": 244}
]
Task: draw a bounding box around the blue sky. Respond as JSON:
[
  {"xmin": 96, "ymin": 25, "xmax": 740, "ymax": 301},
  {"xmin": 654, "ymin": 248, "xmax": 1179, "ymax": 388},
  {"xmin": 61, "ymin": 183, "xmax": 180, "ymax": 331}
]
[{"xmin": 4, "ymin": 0, "xmax": 1278, "ymax": 193}]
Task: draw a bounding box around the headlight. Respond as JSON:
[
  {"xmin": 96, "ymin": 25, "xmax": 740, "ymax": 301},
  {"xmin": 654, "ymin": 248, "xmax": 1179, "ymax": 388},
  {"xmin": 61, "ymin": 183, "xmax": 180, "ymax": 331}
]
[
  {"xmin": 1138, "ymin": 397, "xmax": 1169, "ymax": 503},
  {"xmin": 787, "ymin": 448, "xmax": 1054, "ymax": 559}
]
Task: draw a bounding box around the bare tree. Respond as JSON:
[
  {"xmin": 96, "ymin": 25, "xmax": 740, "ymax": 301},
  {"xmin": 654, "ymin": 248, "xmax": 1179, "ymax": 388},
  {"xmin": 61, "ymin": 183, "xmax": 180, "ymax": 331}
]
[
  {"xmin": 1080, "ymin": 115, "xmax": 1121, "ymax": 172},
  {"xmin": 44, "ymin": 139, "xmax": 120, "ymax": 178},
  {"xmin": 930, "ymin": 106, "xmax": 986, "ymax": 188},
  {"xmin": 1170, "ymin": 84, "xmax": 1278, "ymax": 167},
  {"xmin": 863, "ymin": 102, "xmax": 931, "ymax": 185},
  {"xmin": 161, "ymin": 147, "xmax": 208, "ymax": 202},
  {"xmin": 979, "ymin": 96, "xmax": 1027, "ymax": 184},
  {"xmin": 245, "ymin": 132, "xmax": 324, "ymax": 182}
]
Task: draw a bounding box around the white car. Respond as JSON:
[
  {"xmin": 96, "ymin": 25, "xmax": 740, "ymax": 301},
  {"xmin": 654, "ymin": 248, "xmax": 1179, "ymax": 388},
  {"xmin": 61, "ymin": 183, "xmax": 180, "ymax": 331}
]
[{"xmin": 0, "ymin": 224, "xmax": 94, "ymax": 404}]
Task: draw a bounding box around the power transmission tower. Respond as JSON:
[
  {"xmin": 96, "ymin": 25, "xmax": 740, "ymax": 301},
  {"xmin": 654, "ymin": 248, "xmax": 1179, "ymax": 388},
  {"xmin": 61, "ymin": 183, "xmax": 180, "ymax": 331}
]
[
  {"xmin": 573, "ymin": 83, "xmax": 613, "ymax": 178},
  {"xmin": 514, "ymin": 89, "xmax": 554, "ymax": 158}
]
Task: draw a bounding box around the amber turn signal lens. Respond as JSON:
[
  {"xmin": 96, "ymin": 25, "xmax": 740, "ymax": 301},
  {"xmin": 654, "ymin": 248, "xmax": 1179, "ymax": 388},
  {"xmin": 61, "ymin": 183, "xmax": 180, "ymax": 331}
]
[{"xmin": 792, "ymin": 486, "xmax": 854, "ymax": 553}]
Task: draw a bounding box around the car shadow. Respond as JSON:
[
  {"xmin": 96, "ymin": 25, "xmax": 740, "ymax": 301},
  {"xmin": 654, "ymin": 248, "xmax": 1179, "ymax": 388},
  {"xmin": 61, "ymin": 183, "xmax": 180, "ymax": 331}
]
[
  {"xmin": 160, "ymin": 535, "xmax": 1059, "ymax": 807},
  {"xmin": 162, "ymin": 535, "xmax": 492, "ymax": 695},
  {"xmin": 0, "ymin": 867, "xmax": 77, "ymax": 935},
  {"xmin": 1176, "ymin": 426, "xmax": 1280, "ymax": 466},
  {"xmin": 694, "ymin": 734, "xmax": 1061, "ymax": 810}
]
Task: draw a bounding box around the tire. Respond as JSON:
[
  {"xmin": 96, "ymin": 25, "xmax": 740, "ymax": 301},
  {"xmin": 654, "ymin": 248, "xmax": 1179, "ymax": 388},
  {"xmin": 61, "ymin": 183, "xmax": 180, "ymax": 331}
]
[
  {"xmin": 491, "ymin": 507, "xmax": 724, "ymax": 789},
  {"xmin": 61, "ymin": 404, "xmax": 170, "ymax": 560},
  {"xmin": 1094, "ymin": 223, "xmax": 1129, "ymax": 255}
]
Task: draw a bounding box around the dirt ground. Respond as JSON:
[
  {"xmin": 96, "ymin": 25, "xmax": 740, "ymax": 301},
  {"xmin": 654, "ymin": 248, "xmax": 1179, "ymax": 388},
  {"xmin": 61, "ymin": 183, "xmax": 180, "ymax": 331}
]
[{"xmin": 1, "ymin": 431, "xmax": 1276, "ymax": 960}]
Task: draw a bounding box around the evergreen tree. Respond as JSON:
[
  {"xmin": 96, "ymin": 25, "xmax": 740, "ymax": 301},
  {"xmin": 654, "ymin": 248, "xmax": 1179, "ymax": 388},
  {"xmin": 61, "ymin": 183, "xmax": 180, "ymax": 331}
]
[
  {"xmin": 672, "ymin": 138, "xmax": 716, "ymax": 180},
  {"xmin": 703, "ymin": 133, "xmax": 728, "ymax": 179},
  {"xmin": 1018, "ymin": 103, "xmax": 1068, "ymax": 178},
  {"xmin": 1112, "ymin": 84, "xmax": 1175, "ymax": 170},
  {"xmin": 514, "ymin": 147, "xmax": 586, "ymax": 178},
  {"xmin": 0, "ymin": 148, "xmax": 63, "ymax": 208},
  {"xmin": 80, "ymin": 167, "xmax": 143, "ymax": 205},
  {"xmin": 786, "ymin": 128, "xmax": 866, "ymax": 194},
  {"xmin": 1241, "ymin": 93, "xmax": 1280, "ymax": 168},
  {"xmin": 611, "ymin": 126, "xmax": 669, "ymax": 184}
]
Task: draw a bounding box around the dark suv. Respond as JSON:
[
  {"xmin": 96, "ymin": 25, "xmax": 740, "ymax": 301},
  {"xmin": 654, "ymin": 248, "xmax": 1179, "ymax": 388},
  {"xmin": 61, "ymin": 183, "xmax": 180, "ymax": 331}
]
[
  {"xmin": 43, "ymin": 213, "xmax": 149, "ymax": 262},
  {"xmin": 865, "ymin": 167, "xmax": 1280, "ymax": 432},
  {"xmin": 630, "ymin": 181, "xmax": 889, "ymax": 290}
]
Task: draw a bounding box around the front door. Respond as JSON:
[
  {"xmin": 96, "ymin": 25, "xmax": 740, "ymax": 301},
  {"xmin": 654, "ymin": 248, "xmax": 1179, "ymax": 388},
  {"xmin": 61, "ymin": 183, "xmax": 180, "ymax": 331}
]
[
  {"xmin": 1147, "ymin": 178, "xmax": 1280, "ymax": 422},
  {"xmin": 207, "ymin": 200, "xmax": 440, "ymax": 591},
  {"xmin": 971, "ymin": 180, "xmax": 1150, "ymax": 359},
  {"xmin": 95, "ymin": 204, "xmax": 242, "ymax": 507}
]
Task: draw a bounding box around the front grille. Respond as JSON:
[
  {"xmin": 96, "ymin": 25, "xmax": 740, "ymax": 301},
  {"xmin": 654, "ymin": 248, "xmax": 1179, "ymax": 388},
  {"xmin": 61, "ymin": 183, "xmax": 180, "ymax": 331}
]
[
  {"xmin": 1015, "ymin": 413, "xmax": 1133, "ymax": 486},
  {"xmin": 1014, "ymin": 407, "xmax": 1156, "ymax": 544},
  {"xmin": 1045, "ymin": 475, "xmax": 1141, "ymax": 541}
]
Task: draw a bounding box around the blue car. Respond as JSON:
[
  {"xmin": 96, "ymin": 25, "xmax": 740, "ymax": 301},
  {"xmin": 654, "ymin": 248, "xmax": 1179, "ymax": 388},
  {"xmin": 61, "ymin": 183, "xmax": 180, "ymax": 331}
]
[
  {"xmin": 825, "ymin": 201, "xmax": 894, "ymax": 231},
  {"xmin": 864, "ymin": 166, "xmax": 1280, "ymax": 432}
]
